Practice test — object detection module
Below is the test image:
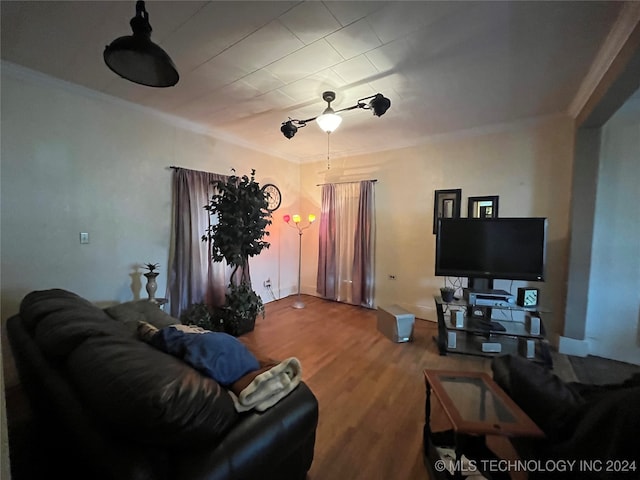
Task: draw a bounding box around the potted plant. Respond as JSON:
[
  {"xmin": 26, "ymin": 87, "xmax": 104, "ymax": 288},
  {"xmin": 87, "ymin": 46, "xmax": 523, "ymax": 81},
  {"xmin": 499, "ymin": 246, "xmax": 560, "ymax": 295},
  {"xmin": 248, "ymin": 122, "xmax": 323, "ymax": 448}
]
[
  {"xmin": 202, "ymin": 169, "xmax": 272, "ymax": 336},
  {"xmin": 179, "ymin": 302, "xmax": 225, "ymax": 332},
  {"xmin": 440, "ymin": 286, "xmax": 456, "ymax": 303}
]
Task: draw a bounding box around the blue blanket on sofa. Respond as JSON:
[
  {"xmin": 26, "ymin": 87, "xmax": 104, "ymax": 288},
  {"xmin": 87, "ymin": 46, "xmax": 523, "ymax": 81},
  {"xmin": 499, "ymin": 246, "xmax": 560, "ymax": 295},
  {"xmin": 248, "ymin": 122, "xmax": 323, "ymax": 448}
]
[{"xmin": 151, "ymin": 325, "xmax": 260, "ymax": 386}]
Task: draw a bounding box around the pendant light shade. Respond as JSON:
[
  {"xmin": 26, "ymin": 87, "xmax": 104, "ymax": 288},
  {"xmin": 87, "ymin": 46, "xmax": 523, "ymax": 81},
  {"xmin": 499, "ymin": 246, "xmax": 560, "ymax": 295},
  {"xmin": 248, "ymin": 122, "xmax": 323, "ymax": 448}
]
[
  {"xmin": 104, "ymin": 1, "xmax": 179, "ymax": 88},
  {"xmin": 369, "ymin": 93, "xmax": 391, "ymax": 117},
  {"xmin": 316, "ymin": 109, "xmax": 342, "ymax": 133},
  {"xmin": 315, "ymin": 91, "xmax": 342, "ymax": 133}
]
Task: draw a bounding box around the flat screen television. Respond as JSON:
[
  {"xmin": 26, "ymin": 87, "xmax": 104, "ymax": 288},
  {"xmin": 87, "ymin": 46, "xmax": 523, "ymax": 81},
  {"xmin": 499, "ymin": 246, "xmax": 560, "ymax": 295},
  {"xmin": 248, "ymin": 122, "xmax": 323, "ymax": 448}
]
[{"xmin": 435, "ymin": 217, "xmax": 547, "ymax": 281}]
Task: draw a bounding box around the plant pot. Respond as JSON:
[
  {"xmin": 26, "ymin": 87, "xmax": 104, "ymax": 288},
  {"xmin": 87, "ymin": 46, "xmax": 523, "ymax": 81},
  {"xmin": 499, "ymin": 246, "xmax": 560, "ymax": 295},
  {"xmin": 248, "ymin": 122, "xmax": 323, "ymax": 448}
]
[
  {"xmin": 440, "ymin": 288, "xmax": 455, "ymax": 303},
  {"xmin": 226, "ymin": 316, "xmax": 256, "ymax": 337},
  {"xmin": 144, "ymin": 272, "xmax": 159, "ymax": 301},
  {"xmin": 216, "ymin": 306, "xmax": 256, "ymax": 337}
]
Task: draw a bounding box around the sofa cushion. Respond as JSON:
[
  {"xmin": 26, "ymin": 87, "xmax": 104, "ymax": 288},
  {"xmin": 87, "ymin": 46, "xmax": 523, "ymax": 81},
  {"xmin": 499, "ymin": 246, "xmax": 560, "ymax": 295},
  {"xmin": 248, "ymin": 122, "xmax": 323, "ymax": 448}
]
[
  {"xmin": 17, "ymin": 288, "xmax": 128, "ymax": 360},
  {"xmin": 20, "ymin": 289, "xmax": 99, "ymax": 332},
  {"xmin": 35, "ymin": 308, "xmax": 130, "ymax": 360},
  {"xmin": 554, "ymin": 386, "xmax": 640, "ymax": 467},
  {"xmin": 492, "ymin": 354, "xmax": 585, "ymax": 438},
  {"xmin": 67, "ymin": 334, "xmax": 239, "ymax": 448},
  {"xmin": 104, "ymin": 300, "xmax": 179, "ymax": 336}
]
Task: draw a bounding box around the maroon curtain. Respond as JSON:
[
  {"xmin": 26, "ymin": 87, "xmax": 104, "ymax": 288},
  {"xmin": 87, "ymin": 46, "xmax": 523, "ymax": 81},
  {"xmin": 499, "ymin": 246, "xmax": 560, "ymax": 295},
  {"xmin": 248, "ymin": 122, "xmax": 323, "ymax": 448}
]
[
  {"xmin": 317, "ymin": 181, "xmax": 375, "ymax": 307},
  {"xmin": 167, "ymin": 168, "xmax": 229, "ymax": 317},
  {"xmin": 352, "ymin": 181, "xmax": 375, "ymax": 308},
  {"xmin": 316, "ymin": 184, "xmax": 337, "ymax": 299}
]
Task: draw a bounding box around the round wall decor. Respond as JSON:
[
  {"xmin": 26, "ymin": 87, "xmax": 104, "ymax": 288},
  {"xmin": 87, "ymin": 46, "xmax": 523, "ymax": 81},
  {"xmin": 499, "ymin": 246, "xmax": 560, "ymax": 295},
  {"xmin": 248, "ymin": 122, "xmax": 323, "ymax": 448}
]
[{"xmin": 262, "ymin": 183, "xmax": 282, "ymax": 212}]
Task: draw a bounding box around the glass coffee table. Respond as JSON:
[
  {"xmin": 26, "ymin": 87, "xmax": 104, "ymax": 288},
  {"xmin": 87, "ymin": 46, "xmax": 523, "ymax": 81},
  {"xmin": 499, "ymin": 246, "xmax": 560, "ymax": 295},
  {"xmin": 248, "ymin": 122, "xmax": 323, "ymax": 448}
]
[{"xmin": 423, "ymin": 369, "xmax": 544, "ymax": 479}]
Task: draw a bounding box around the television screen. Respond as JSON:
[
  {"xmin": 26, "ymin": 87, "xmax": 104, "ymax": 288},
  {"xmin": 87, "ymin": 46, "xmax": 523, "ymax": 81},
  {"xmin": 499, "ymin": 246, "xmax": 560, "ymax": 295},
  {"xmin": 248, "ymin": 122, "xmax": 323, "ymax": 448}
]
[{"xmin": 435, "ymin": 217, "xmax": 547, "ymax": 281}]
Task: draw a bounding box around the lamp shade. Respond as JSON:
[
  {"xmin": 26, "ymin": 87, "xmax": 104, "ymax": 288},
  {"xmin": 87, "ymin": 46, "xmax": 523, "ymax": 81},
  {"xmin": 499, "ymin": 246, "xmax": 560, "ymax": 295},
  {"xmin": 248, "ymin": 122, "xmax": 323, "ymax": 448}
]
[
  {"xmin": 292, "ymin": 214, "xmax": 301, "ymax": 224},
  {"xmin": 104, "ymin": 1, "xmax": 179, "ymax": 88},
  {"xmin": 280, "ymin": 120, "xmax": 298, "ymax": 139},
  {"xmin": 369, "ymin": 94, "xmax": 391, "ymax": 117},
  {"xmin": 316, "ymin": 109, "xmax": 342, "ymax": 133},
  {"xmin": 308, "ymin": 214, "xmax": 316, "ymax": 223}
]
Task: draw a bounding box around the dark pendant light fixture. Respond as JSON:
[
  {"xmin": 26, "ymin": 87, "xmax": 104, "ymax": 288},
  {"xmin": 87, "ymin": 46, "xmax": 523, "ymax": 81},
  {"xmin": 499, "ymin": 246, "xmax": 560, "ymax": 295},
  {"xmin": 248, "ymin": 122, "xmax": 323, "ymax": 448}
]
[
  {"xmin": 104, "ymin": 1, "xmax": 179, "ymax": 88},
  {"xmin": 280, "ymin": 91, "xmax": 390, "ymax": 139}
]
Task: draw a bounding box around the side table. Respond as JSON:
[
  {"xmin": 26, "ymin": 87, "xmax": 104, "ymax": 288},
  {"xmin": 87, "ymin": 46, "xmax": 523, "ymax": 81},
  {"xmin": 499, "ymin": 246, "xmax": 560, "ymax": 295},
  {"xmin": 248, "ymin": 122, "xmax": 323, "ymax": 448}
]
[
  {"xmin": 149, "ymin": 298, "xmax": 168, "ymax": 310},
  {"xmin": 423, "ymin": 369, "xmax": 544, "ymax": 480}
]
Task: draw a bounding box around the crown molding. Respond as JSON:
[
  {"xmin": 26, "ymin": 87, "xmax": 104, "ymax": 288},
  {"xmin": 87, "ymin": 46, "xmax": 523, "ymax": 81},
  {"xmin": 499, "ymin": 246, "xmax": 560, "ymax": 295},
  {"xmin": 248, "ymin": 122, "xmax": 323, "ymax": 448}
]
[
  {"xmin": 1, "ymin": 61, "xmax": 300, "ymax": 163},
  {"xmin": 297, "ymin": 112, "xmax": 568, "ymax": 163},
  {"xmin": 568, "ymin": 2, "xmax": 640, "ymax": 119}
]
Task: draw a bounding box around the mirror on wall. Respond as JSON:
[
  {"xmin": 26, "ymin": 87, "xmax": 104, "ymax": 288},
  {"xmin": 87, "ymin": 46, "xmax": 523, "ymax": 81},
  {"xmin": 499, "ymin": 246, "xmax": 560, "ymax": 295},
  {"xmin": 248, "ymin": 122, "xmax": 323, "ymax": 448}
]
[
  {"xmin": 433, "ymin": 188, "xmax": 462, "ymax": 233},
  {"xmin": 468, "ymin": 195, "xmax": 499, "ymax": 218}
]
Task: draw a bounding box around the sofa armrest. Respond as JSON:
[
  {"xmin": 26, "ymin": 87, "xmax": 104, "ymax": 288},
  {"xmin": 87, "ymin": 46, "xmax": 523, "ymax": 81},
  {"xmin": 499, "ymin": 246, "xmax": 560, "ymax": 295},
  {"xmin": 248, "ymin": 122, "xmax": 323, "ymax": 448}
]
[
  {"xmin": 175, "ymin": 382, "xmax": 319, "ymax": 480},
  {"xmin": 6, "ymin": 315, "xmax": 171, "ymax": 480}
]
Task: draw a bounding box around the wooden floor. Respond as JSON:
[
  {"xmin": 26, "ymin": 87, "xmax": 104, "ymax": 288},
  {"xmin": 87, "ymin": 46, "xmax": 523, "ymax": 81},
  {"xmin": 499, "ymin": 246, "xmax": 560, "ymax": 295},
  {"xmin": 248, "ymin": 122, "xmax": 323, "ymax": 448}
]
[
  {"xmin": 242, "ymin": 295, "xmax": 527, "ymax": 480},
  {"xmin": 6, "ymin": 294, "xmax": 584, "ymax": 480}
]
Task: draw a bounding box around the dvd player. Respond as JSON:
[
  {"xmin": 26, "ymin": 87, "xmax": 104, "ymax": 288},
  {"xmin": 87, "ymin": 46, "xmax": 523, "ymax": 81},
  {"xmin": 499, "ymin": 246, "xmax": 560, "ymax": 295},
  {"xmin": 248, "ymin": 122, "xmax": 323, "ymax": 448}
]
[{"xmin": 464, "ymin": 289, "xmax": 515, "ymax": 307}]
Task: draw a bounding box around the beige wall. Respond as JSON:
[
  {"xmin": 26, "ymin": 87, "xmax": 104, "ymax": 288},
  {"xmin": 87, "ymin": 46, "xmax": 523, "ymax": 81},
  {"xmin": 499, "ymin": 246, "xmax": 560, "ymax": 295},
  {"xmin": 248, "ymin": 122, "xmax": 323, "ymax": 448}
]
[
  {"xmin": 300, "ymin": 114, "xmax": 576, "ymax": 340},
  {"xmin": 585, "ymin": 95, "xmax": 640, "ymax": 364},
  {"xmin": 1, "ymin": 64, "xmax": 578, "ymax": 383},
  {"xmin": 0, "ymin": 65, "xmax": 300, "ymax": 388}
]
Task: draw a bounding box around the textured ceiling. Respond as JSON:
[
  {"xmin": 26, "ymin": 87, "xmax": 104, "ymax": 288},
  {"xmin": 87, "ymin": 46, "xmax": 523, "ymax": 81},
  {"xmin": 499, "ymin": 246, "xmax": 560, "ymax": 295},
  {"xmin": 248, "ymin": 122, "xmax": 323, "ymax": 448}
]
[{"xmin": 0, "ymin": 1, "xmax": 626, "ymax": 162}]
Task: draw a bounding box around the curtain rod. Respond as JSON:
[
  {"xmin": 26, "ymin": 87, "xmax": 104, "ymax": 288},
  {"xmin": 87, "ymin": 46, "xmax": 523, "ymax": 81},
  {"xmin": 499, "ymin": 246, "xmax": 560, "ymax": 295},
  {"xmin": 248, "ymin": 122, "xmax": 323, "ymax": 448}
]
[
  {"xmin": 316, "ymin": 179, "xmax": 377, "ymax": 186},
  {"xmin": 169, "ymin": 165, "xmax": 208, "ymax": 171},
  {"xmin": 168, "ymin": 166, "xmax": 226, "ymax": 176}
]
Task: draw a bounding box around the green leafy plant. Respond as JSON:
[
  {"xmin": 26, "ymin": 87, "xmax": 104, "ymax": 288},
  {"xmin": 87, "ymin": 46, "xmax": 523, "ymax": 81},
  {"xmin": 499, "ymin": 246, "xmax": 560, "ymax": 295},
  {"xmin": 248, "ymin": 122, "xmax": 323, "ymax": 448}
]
[
  {"xmin": 143, "ymin": 262, "xmax": 160, "ymax": 273},
  {"xmin": 201, "ymin": 169, "xmax": 272, "ymax": 335},
  {"xmin": 179, "ymin": 303, "xmax": 224, "ymax": 332}
]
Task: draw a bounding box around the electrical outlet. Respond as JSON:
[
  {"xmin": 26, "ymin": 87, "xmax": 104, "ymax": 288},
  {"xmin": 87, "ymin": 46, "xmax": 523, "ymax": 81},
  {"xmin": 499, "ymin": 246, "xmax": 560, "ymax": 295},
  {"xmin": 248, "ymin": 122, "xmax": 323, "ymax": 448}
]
[
  {"xmin": 80, "ymin": 232, "xmax": 89, "ymax": 244},
  {"xmin": 388, "ymin": 275, "xmax": 396, "ymax": 280},
  {"xmin": 263, "ymin": 278, "xmax": 271, "ymax": 288}
]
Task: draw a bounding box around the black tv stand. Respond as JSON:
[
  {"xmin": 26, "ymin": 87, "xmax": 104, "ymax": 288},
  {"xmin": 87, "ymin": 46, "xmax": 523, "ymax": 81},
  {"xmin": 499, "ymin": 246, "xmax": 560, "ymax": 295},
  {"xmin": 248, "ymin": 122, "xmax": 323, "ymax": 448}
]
[
  {"xmin": 433, "ymin": 295, "xmax": 552, "ymax": 368},
  {"xmin": 467, "ymin": 277, "xmax": 493, "ymax": 290},
  {"xmin": 474, "ymin": 319, "xmax": 506, "ymax": 332}
]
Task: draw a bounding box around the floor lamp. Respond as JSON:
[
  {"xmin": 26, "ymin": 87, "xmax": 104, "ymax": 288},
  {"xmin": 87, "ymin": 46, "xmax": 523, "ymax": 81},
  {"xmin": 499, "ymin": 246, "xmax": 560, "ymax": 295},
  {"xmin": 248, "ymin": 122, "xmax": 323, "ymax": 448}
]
[{"xmin": 284, "ymin": 213, "xmax": 316, "ymax": 309}]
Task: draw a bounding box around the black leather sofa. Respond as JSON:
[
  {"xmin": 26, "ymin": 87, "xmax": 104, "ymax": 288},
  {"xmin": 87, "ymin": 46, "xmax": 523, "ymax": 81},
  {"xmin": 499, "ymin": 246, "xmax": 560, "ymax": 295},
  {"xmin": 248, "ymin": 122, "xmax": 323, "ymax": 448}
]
[
  {"xmin": 492, "ymin": 354, "xmax": 640, "ymax": 480},
  {"xmin": 6, "ymin": 289, "xmax": 318, "ymax": 480}
]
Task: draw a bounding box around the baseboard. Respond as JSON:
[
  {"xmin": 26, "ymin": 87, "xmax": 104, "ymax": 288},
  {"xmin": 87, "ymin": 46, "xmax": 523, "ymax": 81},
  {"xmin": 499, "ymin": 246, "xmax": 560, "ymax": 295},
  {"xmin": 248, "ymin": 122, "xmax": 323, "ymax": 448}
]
[{"xmin": 558, "ymin": 335, "xmax": 590, "ymax": 357}]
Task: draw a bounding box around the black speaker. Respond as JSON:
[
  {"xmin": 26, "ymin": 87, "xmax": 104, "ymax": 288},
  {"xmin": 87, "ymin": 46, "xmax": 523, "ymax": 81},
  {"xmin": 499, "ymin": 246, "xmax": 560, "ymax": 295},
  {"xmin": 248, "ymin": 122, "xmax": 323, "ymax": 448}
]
[{"xmin": 517, "ymin": 288, "xmax": 539, "ymax": 307}]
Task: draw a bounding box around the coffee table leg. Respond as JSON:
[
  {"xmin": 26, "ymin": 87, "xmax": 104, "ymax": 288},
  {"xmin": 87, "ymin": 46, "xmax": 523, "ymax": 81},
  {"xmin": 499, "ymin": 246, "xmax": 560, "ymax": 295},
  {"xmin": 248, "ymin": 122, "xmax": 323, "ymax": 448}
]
[
  {"xmin": 479, "ymin": 383, "xmax": 486, "ymax": 421},
  {"xmin": 424, "ymin": 381, "xmax": 450, "ymax": 479},
  {"xmin": 423, "ymin": 381, "xmax": 432, "ymax": 456}
]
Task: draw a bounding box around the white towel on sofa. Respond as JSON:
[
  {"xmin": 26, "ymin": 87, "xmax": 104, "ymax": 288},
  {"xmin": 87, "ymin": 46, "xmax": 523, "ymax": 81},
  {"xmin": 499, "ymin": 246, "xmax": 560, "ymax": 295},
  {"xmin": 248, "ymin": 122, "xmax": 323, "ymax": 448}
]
[{"xmin": 229, "ymin": 357, "xmax": 302, "ymax": 412}]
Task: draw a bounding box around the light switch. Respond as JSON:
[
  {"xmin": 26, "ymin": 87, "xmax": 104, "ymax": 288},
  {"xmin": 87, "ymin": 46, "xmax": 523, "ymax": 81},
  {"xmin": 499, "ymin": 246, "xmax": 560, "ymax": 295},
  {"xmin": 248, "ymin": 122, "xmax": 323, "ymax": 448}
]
[{"xmin": 80, "ymin": 232, "xmax": 89, "ymax": 244}]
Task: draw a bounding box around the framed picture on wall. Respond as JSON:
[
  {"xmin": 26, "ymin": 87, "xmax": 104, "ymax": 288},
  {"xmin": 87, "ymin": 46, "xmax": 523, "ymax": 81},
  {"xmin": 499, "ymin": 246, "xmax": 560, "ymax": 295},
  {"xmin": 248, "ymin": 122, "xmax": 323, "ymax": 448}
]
[
  {"xmin": 468, "ymin": 195, "xmax": 499, "ymax": 218},
  {"xmin": 433, "ymin": 189, "xmax": 462, "ymax": 233}
]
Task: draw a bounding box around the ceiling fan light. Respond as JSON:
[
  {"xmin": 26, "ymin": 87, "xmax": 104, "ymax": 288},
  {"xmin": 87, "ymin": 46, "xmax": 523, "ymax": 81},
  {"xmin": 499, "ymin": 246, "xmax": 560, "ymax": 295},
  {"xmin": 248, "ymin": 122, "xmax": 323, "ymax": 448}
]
[
  {"xmin": 369, "ymin": 94, "xmax": 391, "ymax": 117},
  {"xmin": 316, "ymin": 109, "xmax": 342, "ymax": 133},
  {"xmin": 104, "ymin": 1, "xmax": 179, "ymax": 88},
  {"xmin": 279, "ymin": 90, "xmax": 390, "ymax": 138}
]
